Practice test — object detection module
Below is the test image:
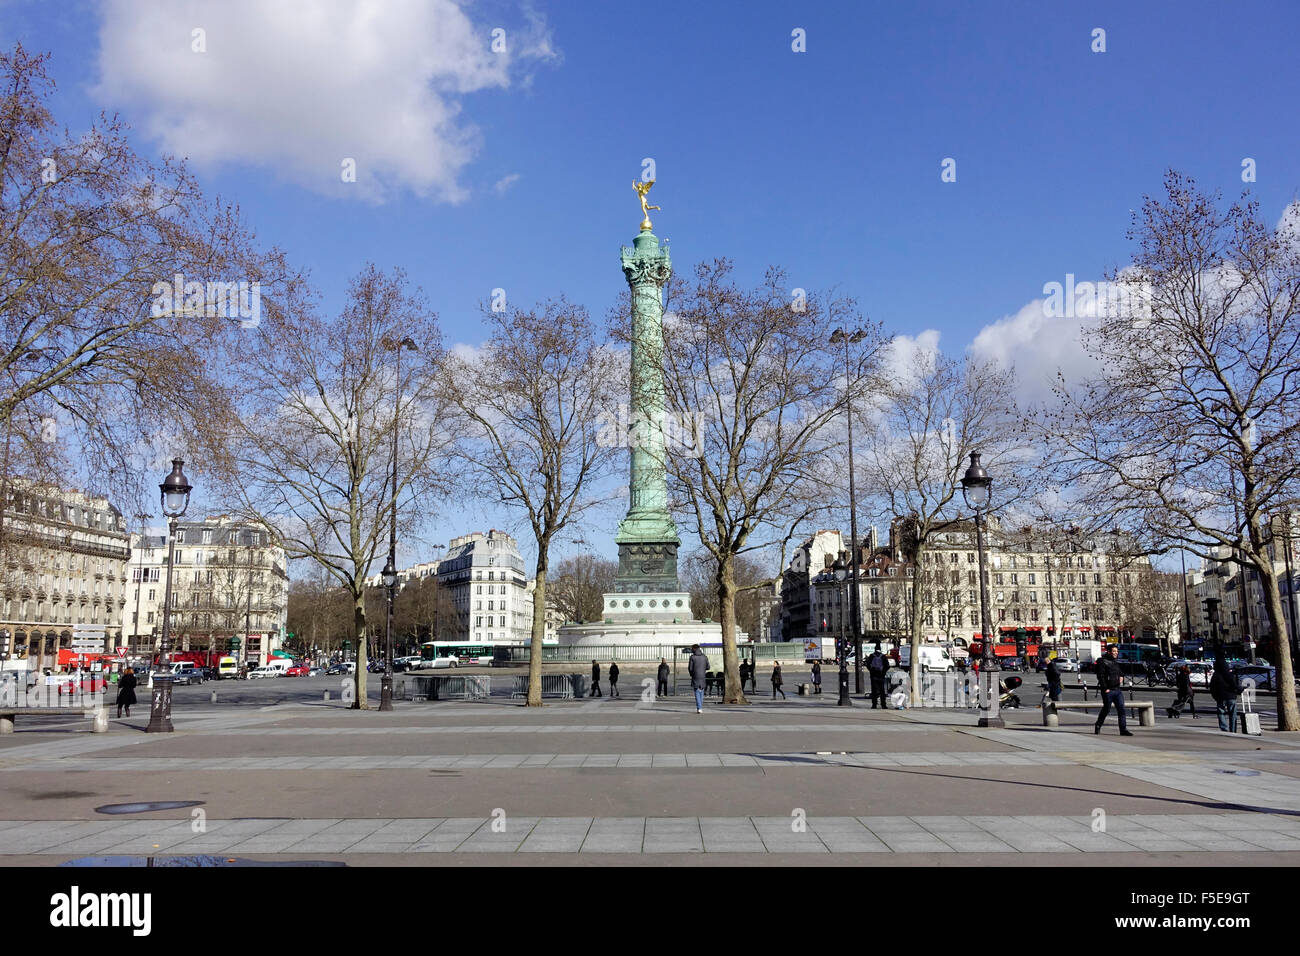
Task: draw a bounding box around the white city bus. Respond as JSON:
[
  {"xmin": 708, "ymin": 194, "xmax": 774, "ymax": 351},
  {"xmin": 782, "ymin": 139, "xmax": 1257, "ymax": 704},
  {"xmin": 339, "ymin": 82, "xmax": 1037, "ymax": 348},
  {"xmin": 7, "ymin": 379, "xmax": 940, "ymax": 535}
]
[{"xmin": 418, "ymin": 642, "xmax": 496, "ymax": 667}]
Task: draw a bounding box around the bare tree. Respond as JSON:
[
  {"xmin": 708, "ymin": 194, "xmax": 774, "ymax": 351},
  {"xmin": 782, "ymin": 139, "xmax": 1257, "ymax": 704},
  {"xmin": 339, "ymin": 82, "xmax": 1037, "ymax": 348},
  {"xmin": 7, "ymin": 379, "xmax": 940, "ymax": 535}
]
[
  {"xmin": 681, "ymin": 549, "xmax": 769, "ymax": 641},
  {"xmin": 0, "ymin": 45, "xmax": 291, "ymax": 513},
  {"xmin": 441, "ymin": 300, "xmax": 620, "ymax": 706},
  {"xmin": 224, "ymin": 266, "xmax": 446, "ymax": 709},
  {"xmin": 1047, "ymin": 172, "xmax": 1300, "ymax": 729},
  {"xmin": 860, "ymin": 349, "xmax": 1032, "ymax": 704},
  {"xmin": 647, "ymin": 261, "xmax": 881, "ymax": 704},
  {"xmin": 547, "ymin": 554, "xmax": 617, "ymax": 624}
]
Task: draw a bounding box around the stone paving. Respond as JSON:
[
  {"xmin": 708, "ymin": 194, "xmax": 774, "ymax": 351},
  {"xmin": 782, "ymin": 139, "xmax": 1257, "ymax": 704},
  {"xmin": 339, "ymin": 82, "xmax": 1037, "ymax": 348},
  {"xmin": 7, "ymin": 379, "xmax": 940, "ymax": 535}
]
[{"xmin": 4, "ymin": 694, "xmax": 1300, "ymax": 862}]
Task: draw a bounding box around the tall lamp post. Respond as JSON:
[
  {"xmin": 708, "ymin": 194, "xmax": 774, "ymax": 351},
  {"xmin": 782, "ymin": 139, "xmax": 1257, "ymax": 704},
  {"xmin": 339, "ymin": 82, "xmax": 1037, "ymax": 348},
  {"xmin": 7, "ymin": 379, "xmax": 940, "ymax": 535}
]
[
  {"xmin": 961, "ymin": 452, "xmax": 1002, "ymax": 728},
  {"xmin": 832, "ymin": 556, "xmax": 852, "ymax": 706},
  {"xmin": 380, "ymin": 336, "xmax": 418, "ymax": 712},
  {"xmin": 147, "ymin": 458, "xmax": 192, "ymax": 734},
  {"xmin": 830, "ymin": 328, "xmax": 866, "ymax": 694}
]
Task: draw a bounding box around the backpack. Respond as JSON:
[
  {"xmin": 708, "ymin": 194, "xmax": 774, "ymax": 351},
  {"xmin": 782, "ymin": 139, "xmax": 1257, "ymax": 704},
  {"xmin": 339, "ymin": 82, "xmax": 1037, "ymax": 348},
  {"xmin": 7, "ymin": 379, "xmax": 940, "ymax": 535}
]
[{"xmin": 868, "ymin": 654, "xmax": 886, "ymax": 675}]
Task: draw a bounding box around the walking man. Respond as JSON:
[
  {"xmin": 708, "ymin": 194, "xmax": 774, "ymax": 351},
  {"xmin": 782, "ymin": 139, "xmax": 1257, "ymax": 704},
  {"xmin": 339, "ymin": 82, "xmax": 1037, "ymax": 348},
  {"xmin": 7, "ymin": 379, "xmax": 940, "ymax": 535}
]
[
  {"xmin": 811, "ymin": 660, "xmax": 822, "ymax": 694},
  {"xmin": 867, "ymin": 644, "xmax": 889, "ymax": 709},
  {"xmin": 608, "ymin": 661, "xmax": 620, "ymax": 698},
  {"xmin": 1093, "ymin": 644, "xmax": 1133, "ymax": 736},
  {"xmin": 590, "ymin": 660, "xmax": 602, "ymax": 698},
  {"xmin": 657, "ymin": 658, "xmax": 670, "ymax": 698},
  {"xmin": 739, "ymin": 659, "xmax": 751, "ymax": 694},
  {"xmin": 688, "ymin": 644, "xmax": 709, "ymax": 714},
  {"xmin": 1210, "ymin": 655, "xmax": 1239, "ymax": 732},
  {"xmin": 745, "ymin": 658, "xmax": 758, "ymax": 693},
  {"xmin": 1045, "ymin": 656, "xmax": 1063, "ymax": 703}
]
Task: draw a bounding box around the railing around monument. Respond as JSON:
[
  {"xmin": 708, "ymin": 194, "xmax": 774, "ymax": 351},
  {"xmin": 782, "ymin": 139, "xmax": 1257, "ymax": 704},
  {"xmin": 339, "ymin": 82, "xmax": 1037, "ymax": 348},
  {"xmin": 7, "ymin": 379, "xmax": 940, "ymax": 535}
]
[{"xmin": 494, "ymin": 643, "xmax": 805, "ymax": 664}]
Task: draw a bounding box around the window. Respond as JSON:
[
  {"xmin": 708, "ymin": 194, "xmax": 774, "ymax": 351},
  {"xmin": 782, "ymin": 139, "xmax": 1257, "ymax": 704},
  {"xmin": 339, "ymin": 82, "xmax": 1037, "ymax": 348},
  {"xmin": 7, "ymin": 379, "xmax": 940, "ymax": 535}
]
[
  {"xmin": 1093, "ymin": 573, "xmax": 1101, "ymax": 585},
  {"xmin": 476, "ymin": 585, "xmax": 482, "ymax": 594},
  {"xmin": 1030, "ymin": 591, "xmax": 1038, "ymax": 603},
  {"xmin": 1031, "ymin": 609, "xmax": 1039, "ymax": 622},
  {"xmin": 202, "ymin": 529, "xmax": 212, "ymax": 544},
  {"xmin": 969, "ymin": 590, "xmax": 976, "ymax": 604},
  {"xmin": 1081, "ymin": 607, "xmax": 1089, "ymax": 620},
  {"xmin": 1028, "ymin": 573, "xmax": 1036, "ymax": 585},
  {"xmin": 995, "ymin": 574, "xmax": 1004, "ymax": 585},
  {"xmin": 176, "ymin": 529, "xmax": 186, "ymax": 543},
  {"xmin": 995, "ymin": 591, "xmax": 1004, "ymax": 603},
  {"xmin": 475, "ymin": 616, "xmax": 482, "ymax": 627},
  {"xmin": 998, "ymin": 609, "xmax": 1006, "ymax": 621},
  {"xmin": 499, "ymin": 616, "xmax": 505, "ymax": 628},
  {"xmin": 967, "ymin": 553, "xmax": 975, "ymax": 563},
  {"xmin": 870, "ymin": 610, "xmax": 880, "ymax": 629},
  {"xmin": 968, "ymin": 570, "xmax": 976, "ymax": 585},
  {"xmin": 1010, "ymin": 573, "xmax": 1018, "ymax": 585},
  {"xmin": 870, "ymin": 587, "xmax": 879, "ymax": 604},
  {"xmin": 1095, "ymin": 591, "xmax": 1103, "ymax": 604}
]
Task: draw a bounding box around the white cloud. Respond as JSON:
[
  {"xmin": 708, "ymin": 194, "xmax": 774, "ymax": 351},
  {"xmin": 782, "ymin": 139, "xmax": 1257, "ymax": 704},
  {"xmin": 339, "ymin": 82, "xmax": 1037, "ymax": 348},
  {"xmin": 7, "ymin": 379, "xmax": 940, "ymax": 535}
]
[
  {"xmin": 94, "ymin": 0, "xmax": 558, "ymax": 203},
  {"xmin": 968, "ymin": 296, "xmax": 1098, "ymax": 409},
  {"xmin": 493, "ymin": 173, "xmax": 521, "ymax": 195}
]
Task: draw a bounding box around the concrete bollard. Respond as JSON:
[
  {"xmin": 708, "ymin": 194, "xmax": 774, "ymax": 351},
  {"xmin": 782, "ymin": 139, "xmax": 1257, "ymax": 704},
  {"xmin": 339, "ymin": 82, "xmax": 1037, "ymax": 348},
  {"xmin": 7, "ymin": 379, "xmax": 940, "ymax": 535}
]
[
  {"xmin": 324, "ymin": 690, "xmax": 330, "ymax": 701},
  {"xmin": 210, "ymin": 691, "xmax": 217, "ymax": 704},
  {"xmin": 91, "ymin": 709, "xmax": 109, "ymax": 733}
]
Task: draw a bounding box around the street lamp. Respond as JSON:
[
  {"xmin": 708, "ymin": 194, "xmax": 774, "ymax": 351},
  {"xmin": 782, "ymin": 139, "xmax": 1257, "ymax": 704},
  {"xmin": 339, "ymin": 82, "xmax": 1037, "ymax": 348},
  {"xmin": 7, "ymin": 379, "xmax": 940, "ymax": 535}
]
[
  {"xmin": 380, "ymin": 335, "xmax": 418, "ymax": 712},
  {"xmin": 832, "ymin": 555, "xmax": 852, "ymax": 706},
  {"xmin": 830, "ymin": 327, "xmax": 867, "ymax": 694},
  {"xmin": 148, "ymin": 458, "xmax": 191, "ymax": 733},
  {"xmin": 960, "ymin": 451, "xmax": 1002, "ymax": 728}
]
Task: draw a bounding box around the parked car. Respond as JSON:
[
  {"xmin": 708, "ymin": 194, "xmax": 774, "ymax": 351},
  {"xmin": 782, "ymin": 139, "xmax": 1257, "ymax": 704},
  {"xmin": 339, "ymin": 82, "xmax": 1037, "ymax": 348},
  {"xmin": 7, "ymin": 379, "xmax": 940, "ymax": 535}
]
[
  {"xmin": 1052, "ymin": 658, "xmax": 1080, "ymax": 672},
  {"xmin": 1167, "ymin": 660, "xmax": 1214, "ymax": 687},
  {"xmin": 172, "ymin": 667, "xmax": 206, "ymax": 686},
  {"xmin": 285, "ymin": 665, "xmax": 310, "ymax": 677},
  {"xmin": 308, "ymin": 666, "xmax": 324, "ymax": 677},
  {"xmin": 248, "ymin": 666, "xmax": 281, "ymax": 679},
  {"xmin": 325, "ymin": 664, "xmax": 346, "ymax": 675}
]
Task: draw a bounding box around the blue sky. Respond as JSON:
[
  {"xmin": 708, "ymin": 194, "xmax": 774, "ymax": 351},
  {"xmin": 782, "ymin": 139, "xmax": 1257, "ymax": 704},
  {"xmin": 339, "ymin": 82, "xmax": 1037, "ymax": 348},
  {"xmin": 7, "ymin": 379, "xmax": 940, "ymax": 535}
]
[{"xmin": 4, "ymin": 0, "xmax": 1299, "ymax": 570}]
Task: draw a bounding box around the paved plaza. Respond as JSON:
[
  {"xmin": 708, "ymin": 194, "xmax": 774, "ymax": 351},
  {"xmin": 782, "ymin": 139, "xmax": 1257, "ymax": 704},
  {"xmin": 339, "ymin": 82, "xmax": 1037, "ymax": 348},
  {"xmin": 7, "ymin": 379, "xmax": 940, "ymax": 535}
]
[{"xmin": 3, "ymin": 680, "xmax": 1300, "ymax": 865}]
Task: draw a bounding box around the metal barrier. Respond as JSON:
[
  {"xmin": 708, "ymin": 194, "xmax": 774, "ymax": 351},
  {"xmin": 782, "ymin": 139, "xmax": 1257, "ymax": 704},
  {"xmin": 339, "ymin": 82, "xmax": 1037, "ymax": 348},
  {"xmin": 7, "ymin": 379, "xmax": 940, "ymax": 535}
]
[
  {"xmin": 509, "ymin": 674, "xmax": 586, "ymax": 699},
  {"xmin": 495, "ymin": 643, "xmax": 806, "ymax": 664},
  {"xmin": 402, "ymin": 675, "xmax": 491, "ymax": 701}
]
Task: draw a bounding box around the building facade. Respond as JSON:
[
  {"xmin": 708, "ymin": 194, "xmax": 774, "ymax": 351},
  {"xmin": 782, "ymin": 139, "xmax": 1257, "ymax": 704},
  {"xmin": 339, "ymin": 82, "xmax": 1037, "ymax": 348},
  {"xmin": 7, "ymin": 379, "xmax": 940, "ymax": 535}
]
[
  {"xmin": 125, "ymin": 517, "xmax": 289, "ymax": 667},
  {"xmin": 0, "ymin": 482, "xmax": 130, "ymax": 669},
  {"xmin": 435, "ymin": 531, "xmax": 533, "ymax": 645}
]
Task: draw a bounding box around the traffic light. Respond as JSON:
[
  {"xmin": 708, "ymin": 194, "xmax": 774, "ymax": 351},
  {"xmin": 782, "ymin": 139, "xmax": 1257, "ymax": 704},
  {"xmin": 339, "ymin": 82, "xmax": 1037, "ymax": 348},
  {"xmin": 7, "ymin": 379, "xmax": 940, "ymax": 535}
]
[
  {"xmin": 1014, "ymin": 626, "xmax": 1028, "ymax": 658},
  {"xmin": 1202, "ymin": 597, "xmax": 1220, "ymax": 624}
]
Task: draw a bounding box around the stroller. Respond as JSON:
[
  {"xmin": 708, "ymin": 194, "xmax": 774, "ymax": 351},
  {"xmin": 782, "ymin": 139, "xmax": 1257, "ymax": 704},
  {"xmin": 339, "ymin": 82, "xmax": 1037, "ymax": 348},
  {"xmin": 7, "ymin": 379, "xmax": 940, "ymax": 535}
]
[{"xmin": 998, "ymin": 675, "xmax": 1023, "ymax": 710}]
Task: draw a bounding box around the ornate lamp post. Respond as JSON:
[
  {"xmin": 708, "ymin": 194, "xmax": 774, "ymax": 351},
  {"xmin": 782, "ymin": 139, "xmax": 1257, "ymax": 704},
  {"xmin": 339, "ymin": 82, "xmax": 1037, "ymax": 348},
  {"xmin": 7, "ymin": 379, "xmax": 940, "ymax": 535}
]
[
  {"xmin": 961, "ymin": 452, "xmax": 1002, "ymax": 728},
  {"xmin": 147, "ymin": 458, "xmax": 191, "ymax": 734},
  {"xmin": 830, "ymin": 328, "xmax": 867, "ymax": 694},
  {"xmin": 832, "ymin": 555, "xmax": 852, "ymax": 706},
  {"xmin": 380, "ymin": 557, "xmax": 398, "ymax": 711},
  {"xmin": 380, "ymin": 336, "xmax": 418, "ymax": 711}
]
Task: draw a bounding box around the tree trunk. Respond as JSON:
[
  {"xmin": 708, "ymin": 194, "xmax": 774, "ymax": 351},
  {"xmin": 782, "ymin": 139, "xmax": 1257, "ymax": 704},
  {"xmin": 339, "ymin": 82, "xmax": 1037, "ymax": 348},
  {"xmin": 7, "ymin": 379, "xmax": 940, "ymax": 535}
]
[
  {"xmin": 908, "ymin": 545, "xmax": 925, "ymax": 705},
  {"xmin": 717, "ymin": 554, "xmax": 747, "ymax": 704},
  {"xmin": 1256, "ymin": 562, "xmax": 1299, "ymax": 731},
  {"xmin": 526, "ymin": 551, "xmax": 548, "ymax": 707},
  {"xmin": 351, "ymin": 590, "xmax": 368, "ymax": 710}
]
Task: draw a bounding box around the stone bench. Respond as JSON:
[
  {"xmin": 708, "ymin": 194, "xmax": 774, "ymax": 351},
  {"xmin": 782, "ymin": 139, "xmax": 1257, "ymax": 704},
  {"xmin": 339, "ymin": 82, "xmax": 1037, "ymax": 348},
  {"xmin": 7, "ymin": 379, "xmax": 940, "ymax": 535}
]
[
  {"xmin": 1041, "ymin": 699, "xmax": 1155, "ymax": 728},
  {"xmin": 0, "ymin": 707, "xmax": 109, "ymax": 734}
]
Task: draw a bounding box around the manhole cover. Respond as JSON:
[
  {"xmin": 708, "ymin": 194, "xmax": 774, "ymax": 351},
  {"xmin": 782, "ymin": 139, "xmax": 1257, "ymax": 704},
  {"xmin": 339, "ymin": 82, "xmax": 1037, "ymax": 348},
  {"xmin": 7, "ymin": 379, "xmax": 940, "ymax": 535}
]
[
  {"xmin": 95, "ymin": 800, "xmax": 204, "ymax": 815},
  {"xmin": 1214, "ymin": 769, "xmax": 1261, "ymax": 777}
]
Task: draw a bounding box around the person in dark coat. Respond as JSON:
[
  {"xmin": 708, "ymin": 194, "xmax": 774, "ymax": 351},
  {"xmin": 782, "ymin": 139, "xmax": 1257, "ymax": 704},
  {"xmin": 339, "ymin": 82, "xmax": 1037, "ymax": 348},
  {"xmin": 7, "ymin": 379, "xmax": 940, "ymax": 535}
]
[
  {"xmin": 1167, "ymin": 664, "xmax": 1197, "ymax": 718},
  {"xmin": 745, "ymin": 658, "xmax": 758, "ymax": 693},
  {"xmin": 867, "ymin": 645, "xmax": 890, "ymax": 708},
  {"xmin": 608, "ymin": 661, "xmax": 620, "ymax": 698},
  {"xmin": 771, "ymin": 662, "xmax": 786, "ymax": 699},
  {"xmin": 116, "ymin": 667, "xmax": 137, "ymax": 718},
  {"xmin": 657, "ymin": 658, "xmax": 670, "ymax": 697},
  {"xmin": 739, "ymin": 659, "xmax": 751, "ymax": 693},
  {"xmin": 1210, "ymin": 655, "xmax": 1238, "ymax": 732},
  {"xmin": 687, "ymin": 645, "xmax": 709, "ymax": 713},
  {"xmin": 1045, "ymin": 657, "xmax": 1063, "ymax": 702},
  {"xmin": 811, "ymin": 660, "xmax": 822, "ymax": 694},
  {"xmin": 590, "ymin": 660, "xmax": 602, "ymax": 697},
  {"xmin": 1093, "ymin": 645, "xmax": 1132, "ymax": 736}
]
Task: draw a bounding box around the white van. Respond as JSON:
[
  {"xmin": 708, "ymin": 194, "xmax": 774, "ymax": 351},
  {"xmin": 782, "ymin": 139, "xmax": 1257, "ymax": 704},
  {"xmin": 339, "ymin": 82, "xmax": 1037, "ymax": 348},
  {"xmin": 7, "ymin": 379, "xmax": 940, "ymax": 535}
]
[
  {"xmin": 897, "ymin": 645, "xmax": 954, "ymax": 672},
  {"xmin": 263, "ymin": 658, "xmax": 292, "ymax": 674}
]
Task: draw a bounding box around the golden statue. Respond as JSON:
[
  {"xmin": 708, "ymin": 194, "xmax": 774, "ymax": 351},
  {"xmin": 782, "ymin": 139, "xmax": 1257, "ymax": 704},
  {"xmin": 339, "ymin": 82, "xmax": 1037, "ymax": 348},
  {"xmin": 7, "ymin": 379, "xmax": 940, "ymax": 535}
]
[{"xmin": 634, "ymin": 179, "xmax": 659, "ymax": 231}]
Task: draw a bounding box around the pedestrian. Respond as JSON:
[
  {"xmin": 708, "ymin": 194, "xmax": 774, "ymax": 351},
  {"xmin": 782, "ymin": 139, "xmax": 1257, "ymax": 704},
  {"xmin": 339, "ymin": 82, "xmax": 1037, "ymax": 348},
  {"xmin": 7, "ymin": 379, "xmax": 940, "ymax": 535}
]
[
  {"xmin": 590, "ymin": 660, "xmax": 602, "ymax": 698},
  {"xmin": 1210, "ymin": 655, "xmax": 1239, "ymax": 733},
  {"xmin": 657, "ymin": 658, "xmax": 670, "ymax": 698},
  {"xmin": 116, "ymin": 666, "xmax": 137, "ymax": 718},
  {"xmin": 688, "ymin": 644, "xmax": 709, "ymax": 714},
  {"xmin": 771, "ymin": 662, "xmax": 786, "ymax": 699},
  {"xmin": 1093, "ymin": 644, "xmax": 1133, "ymax": 736},
  {"xmin": 1166, "ymin": 664, "xmax": 1198, "ymax": 719},
  {"xmin": 1045, "ymin": 656, "xmax": 1063, "ymax": 702},
  {"xmin": 739, "ymin": 659, "xmax": 751, "ymax": 693},
  {"xmin": 608, "ymin": 661, "xmax": 620, "ymax": 698},
  {"xmin": 811, "ymin": 660, "xmax": 822, "ymax": 694},
  {"xmin": 867, "ymin": 644, "xmax": 889, "ymax": 709},
  {"xmin": 746, "ymin": 658, "xmax": 758, "ymax": 693}
]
